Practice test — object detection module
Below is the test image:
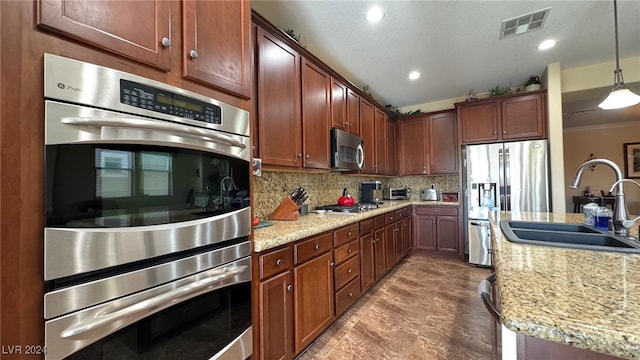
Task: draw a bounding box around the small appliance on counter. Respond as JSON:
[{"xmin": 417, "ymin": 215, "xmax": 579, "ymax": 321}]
[
  {"xmin": 361, "ymin": 180, "xmax": 382, "ymax": 204},
  {"xmin": 420, "ymin": 184, "xmax": 439, "ymax": 201},
  {"xmin": 383, "ymin": 187, "xmax": 411, "ymax": 200}
]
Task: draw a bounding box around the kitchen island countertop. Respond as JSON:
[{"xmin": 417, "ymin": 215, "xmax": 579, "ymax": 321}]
[
  {"xmin": 253, "ymin": 200, "xmax": 458, "ymax": 252},
  {"xmin": 491, "ymin": 211, "xmax": 640, "ymax": 359}
]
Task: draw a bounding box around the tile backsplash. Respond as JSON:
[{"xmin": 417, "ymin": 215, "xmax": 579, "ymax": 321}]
[{"xmin": 253, "ymin": 170, "xmax": 459, "ymax": 219}]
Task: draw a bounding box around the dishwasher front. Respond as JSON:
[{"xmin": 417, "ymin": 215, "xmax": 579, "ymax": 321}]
[{"xmin": 468, "ymin": 219, "xmax": 492, "ymax": 266}]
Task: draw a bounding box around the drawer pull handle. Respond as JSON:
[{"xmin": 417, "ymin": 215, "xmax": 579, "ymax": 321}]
[
  {"xmin": 276, "ymin": 259, "xmax": 282, "ymax": 266},
  {"xmin": 315, "ymin": 244, "xmax": 320, "ymax": 250},
  {"xmin": 287, "ymin": 285, "xmax": 293, "ymax": 292},
  {"xmin": 348, "ymin": 231, "xmax": 352, "ymax": 237},
  {"xmin": 348, "ymin": 248, "xmax": 352, "ymax": 254}
]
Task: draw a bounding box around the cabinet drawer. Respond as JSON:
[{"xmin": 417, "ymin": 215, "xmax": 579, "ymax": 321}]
[
  {"xmin": 335, "ymin": 277, "xmax": 361, "ymax": 317},
  {"xmin": 259, "ymin": 246, "xmax": 292, "ymax": 280},
  {"xmin": 333, "ymin": 223, "xmax": 359, "ymax": 247},
  {"xmin": 414, "ymin": 206, "xmax": 458, "ymax": 216},
  {"xmin": 334, "ymin": 239, "xmax": 360, "ymax": 264},
  {"xmin": 384, "ymin": 211, "xmax": 396, "ymax": 225},
  {"xmin": 360, "ymin": 219, "xmax": 373, "ymax": 235},
  {"xmin": 334, "ymin": 255, "xmax": 360, "ymax": 290},
  {"xmin": 374, "ymin": 215, "xmax": 386, "ymax": 229},
  {"xmin": 294, "ymin": 232, "xmax": 333, "ymax": 265}
]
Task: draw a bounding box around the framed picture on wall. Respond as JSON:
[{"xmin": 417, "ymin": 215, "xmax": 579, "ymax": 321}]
[{"xmin": 623, "ymin": 142, "xmax": 640, "ymax": 178}]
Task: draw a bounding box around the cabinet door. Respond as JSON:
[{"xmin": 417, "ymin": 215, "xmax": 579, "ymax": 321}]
[
  {"xmin": 501, "ymin": 93, "xmax": 546, "ymax": 140},
  {"xmin": 256, "ymin": 27, "xmax": 302, "ymax": 168},
  {"xmin": 259, "ymin": 271, "xmax": 294, "ymax": 360},
  {"xmin": 360, "ymin": 99, "xmax": 376, "ymax": 173},
  {"xmin": 360, "ymin": 233, "xmax": 375, "ymax": 292},
  {"xmin": 415, "ymin": 215, "xmax": 437, "ymax": 251},
  {"xmin": 387, "ymin": 118, "xmax": 397, "ymax": 176},
  {"xmin": 37, "ymin": 0, "xmax": 171, "ymax": 70},
  {"xmin": 330, "ymin": 78, "xmax": 348, "ymax": 131},
  {"xmin": 397, "ymin": 115, "xmax": 428, "ymax": 175},
  {"xmin": 374, "ymin": 108, "xmax": 388, "ymax": 174},
  {"xmin": 373, "ymin": 227, "xmax": 386, "ymax": 280},
  {"xmin": 436, "ymin": 215, "xmax": 459, "ymax": 254},
  {"xmin": 394, "ymin": 221, "xmax": 404, "ymax": 263},
  {"xmin": 429, "ymin": 111, "xmax": 459, "ymax": 174},
  {"xmin": 346, "ymin": 89, "xmax": 361, "ymax": 135},
  {"xmin": 402, "ymin": 217, "xmax": 412, "ymax": 254},
  {"xmin": 384, "ymin": 223, "xmax": 396, "ymax": 272},
  {"xmin": 458, "ymin": 101, "xmax": 499, "ymax": 143},
  {"xmin": 183, "ymin": 0, "xmax": 251, "ymax": 98},
  {"xmin": 293, "ymin": 251, "xmax": 335, "ymax": 353},
  {"xmin": 301, "ymin": 59, "xmax": 331, "ymax": 170}
]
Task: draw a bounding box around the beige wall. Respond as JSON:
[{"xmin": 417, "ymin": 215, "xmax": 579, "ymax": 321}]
[{"xmin": 563, "ymin": 123, "xmax": 640, "ymax": 215}]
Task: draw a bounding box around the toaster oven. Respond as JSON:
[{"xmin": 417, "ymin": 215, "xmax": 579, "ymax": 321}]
[{"xmin": 383, "ymin": 187, "xmax": 411, "ymax": 200}]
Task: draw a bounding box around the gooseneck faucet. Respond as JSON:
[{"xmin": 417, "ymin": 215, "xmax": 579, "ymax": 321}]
[{"xmin": 569, "ymin": 158, "xmax": 629, "ymax": 235}]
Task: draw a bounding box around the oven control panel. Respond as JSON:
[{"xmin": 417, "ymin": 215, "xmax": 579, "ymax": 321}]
[{"xmin": 120, "ymin": 80, "xmax": 222, "ymax": 125}]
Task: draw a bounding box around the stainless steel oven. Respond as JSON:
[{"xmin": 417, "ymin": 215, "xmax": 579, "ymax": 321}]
[{"xmin": 43, "ymin": 54, "xmax": 253, "ymax": 359}]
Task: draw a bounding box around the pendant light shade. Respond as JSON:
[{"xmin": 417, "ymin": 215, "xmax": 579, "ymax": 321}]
[{"xmin": 598, "ymin": 0, "xmax": 640, "ymax": 110}]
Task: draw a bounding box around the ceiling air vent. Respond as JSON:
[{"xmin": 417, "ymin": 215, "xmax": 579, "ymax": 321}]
[{"xmin": 500, "ymin": 7, "xmax": 551, "ymax": 39}]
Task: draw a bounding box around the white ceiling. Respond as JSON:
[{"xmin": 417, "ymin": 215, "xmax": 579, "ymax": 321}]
[{"xmin": 251, "ymin": 0, "xmax": 640, "ymax": 127}]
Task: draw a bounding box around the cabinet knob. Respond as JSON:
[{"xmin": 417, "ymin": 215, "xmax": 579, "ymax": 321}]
[
  {"xmin": 297, "ymin": 153, "xmax": 302, "ymax": 158},
  {"xmin": 276, "ymin": 258, "xmax": 282, "ymax": 266},
  {"xmin": 314, "ymin": 244, "xmax": 320, "ymax": 250},
  {"xmin": 161, "ymin": 37, "xmax": 172, "ymax": 47},
  {"xmin": 189, "ymin": 50, "xmax": 199, "ymax": 59},
  {"xmin": 503, "ymin": 130, "xmax": 507, "ymax": 134},
  {"xmin": 347, "ymin": 231, "xmax": 352, "ymax": 237},
  {"xmin": 348, "ymin": 248, "xmax": 352, "ymax": 254},
  {"xmin": 305, "ymin": 154, "xmax": 310, "ymax": 159},
  {"xmin": 348, "ymin": 269, "xmax": 353, "ymax": 274},
  {"xmin": 493, "ymin": 131, "xmax": 497, "ymax": 134},
  {"xmin": 287, "ymin": 285, "xmax": 293, "ymax": 292},
  {"xmin": 375, "ymin": 238, "xmax": 379, "ymax": 242},
  {"xmin": 348, "ymin": 292, "xmax": 353, "ymax": 297},
  {"xmin": 330, "ymin": 262, "xmax": 335, "ymax": 267}
]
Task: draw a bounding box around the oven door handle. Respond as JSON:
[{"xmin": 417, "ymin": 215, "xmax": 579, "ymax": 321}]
[
  {"xmin": 59, "ymin": 265, "xmax": 248, "ymax": 339},
  {"xmin": 61, "ymin": 117, "xmax": 247, "ymax": 149}
]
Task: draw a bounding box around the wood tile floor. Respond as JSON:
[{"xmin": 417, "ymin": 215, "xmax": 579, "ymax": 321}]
[{"xmin": 296, "ymin": 252, "xmax": 494, "ymax": 360}]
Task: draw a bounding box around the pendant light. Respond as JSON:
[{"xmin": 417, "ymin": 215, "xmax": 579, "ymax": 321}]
[{"xmin": 598, "ymin": 0, "xmax": 640, "ymax": 110}]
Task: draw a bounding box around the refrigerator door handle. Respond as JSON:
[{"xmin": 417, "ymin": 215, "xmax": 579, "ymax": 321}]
[
  {"xmin": 498, "ymin": 148, "xmax": 506, "ymax": 211},
  {"xmin": 504, "ymin": 147, "xmax": 510, "ymax": 212}
]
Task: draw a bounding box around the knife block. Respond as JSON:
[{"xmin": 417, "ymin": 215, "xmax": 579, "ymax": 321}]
[{"xmin": 269, "ymin": 196, "xmax": 300, "ymax": 221}]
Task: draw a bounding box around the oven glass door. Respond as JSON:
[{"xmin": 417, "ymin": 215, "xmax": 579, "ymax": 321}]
[
  {"xmin": 46, "ymin": 144, "xmax": 249, "ymax": 228},
  {"xmin": 64, "ymin": 282, "xmax": 251, "ymax": 359}
]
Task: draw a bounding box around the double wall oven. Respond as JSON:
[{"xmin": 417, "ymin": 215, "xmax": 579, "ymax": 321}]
[{"xmin": 43, "ymin": 54, "xmax": 252, "ymax": 359}]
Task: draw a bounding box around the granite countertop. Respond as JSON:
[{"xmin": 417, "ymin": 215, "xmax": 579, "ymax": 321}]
[
  {"xmin": 491, "ymin": 211, "xmax": 640, "ymax": 359},
  {"xmin": 253, "ymin": 200, "xmax": 459, "ymax": 252}
]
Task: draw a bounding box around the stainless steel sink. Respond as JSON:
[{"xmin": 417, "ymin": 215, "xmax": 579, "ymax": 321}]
[{"xmin": 500, "ymin": 220, "xmax": 640, "ymax": 253}]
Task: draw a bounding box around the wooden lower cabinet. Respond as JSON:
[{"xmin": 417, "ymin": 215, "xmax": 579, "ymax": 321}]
[
  {"xmin": 359, "ymin": 219, "xmax": 375, "ymax": 292},
  {"xmin": 293, "ymin": 250, "xmax": 335, "ymax": 353},
  {"xmin": 373, "ymin": 227, "xmax": 386, "ymax": 280},
  {"xmin": 384, "ymin": 223, "xmax": 397, "ymax": 272},
  {"xmin": 414, "ymin": 206, "xmax": 461, "ymax": 256},
  {"xmin": 259, "ymin": 270, "xmax": 294, "ymax": 360}
]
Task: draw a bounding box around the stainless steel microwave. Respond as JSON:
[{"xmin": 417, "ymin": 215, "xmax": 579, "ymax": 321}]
[
  {"xmin": 330, "ymin": 128, "xmax": 364, "ymax": 170},
  {"xmin": 384, "ymin": 187, "xmax": 411, "ymax": 200}
]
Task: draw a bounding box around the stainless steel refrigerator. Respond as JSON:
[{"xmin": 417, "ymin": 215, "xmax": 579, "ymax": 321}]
[{"xmin": 463, "ymin": 139, "xmax": 550, "ymax": 266}]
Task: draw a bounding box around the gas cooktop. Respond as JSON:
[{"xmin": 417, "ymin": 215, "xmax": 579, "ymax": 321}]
[{"xmin": 315, "ymin": 203, "xmax": 381, "ymax": 214}]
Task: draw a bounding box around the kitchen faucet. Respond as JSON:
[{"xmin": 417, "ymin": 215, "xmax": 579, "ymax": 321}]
[{"xmin": 569, "ymin": 158, "xmax": 630, "ymax": 235}]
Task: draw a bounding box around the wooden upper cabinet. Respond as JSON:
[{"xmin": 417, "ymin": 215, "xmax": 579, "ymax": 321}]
[
  {"xmin": 37, "ymin": 0, "xmax": 171, "ymax": 70},
  {"xmin": 183, "ymin": 0, "xmax": 252, "ymax": 98},
  {"xmin": 256, "ymin": 26, "xmax": 302, "ymax": 168},
  {"xmin": 330, "ymin": 78, "xmax": 348, "ymax": 131},
  {"xmin": 457, "ymin": 101, "xmax": 500, "ymax": 143},
  {"xmin": 387, "ymin": 118, "xmax": 397, "ymax": 176},
  {"xmin": 398, "ymin": 115, "xmax": 428, "ymax": 175},
  {"xmin": 360, "ymin": 98, "xmax": 376, "ymax": 174},
  {"xmin": 501, "ymin": 93, "xmax": 546, "ymax": 140},
  {"xmin": 346, "ymin": 89, "xmax": 361, "ymax": 135},
  {"xmin": 429, "ymin": 111, "xmax": 458, "ymax": 174},
  {"xmin": 374, "ymin": 107, "xmax": 388, "ymax": 175},
  {"xmin": 457, "ymin": 90, "xmax": 547, "ymax": 144},
  {"xmin": 301, "ymin": 59, "xmax": 331, "ymax": 170}
]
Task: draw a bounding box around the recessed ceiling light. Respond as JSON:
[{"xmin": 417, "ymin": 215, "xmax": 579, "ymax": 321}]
[
  {"xmin": 366, "ymin": 7, "xmax": 385, "ymax": 23},
  {"xmin": 408, "ymin": 71, "xmax": 421, "ymax": 80},
  {"xmin": 538, "ymin": 39, "xmax": 556, "ymax": 50}
]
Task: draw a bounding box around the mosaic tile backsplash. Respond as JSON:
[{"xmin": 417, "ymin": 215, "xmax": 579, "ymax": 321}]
[{"xmin": 253, "ymin": 170, "xmax": 459, "ymax": 219}]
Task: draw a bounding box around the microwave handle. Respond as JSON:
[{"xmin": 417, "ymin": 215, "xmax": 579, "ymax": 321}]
[
  {"xmin": 356, "ymin": 143, "xmax": 365, "ymax": 169},
  {"xmin": 61, "ymin": 117, "xmax": 247, "ymax": 149},
  {"xmin": 59, "ymin": 265, "xmax": 248, "ymax": 339}
]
